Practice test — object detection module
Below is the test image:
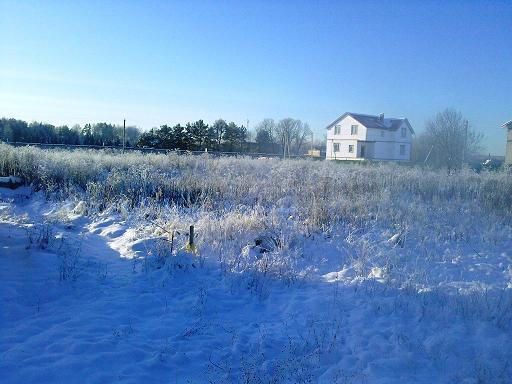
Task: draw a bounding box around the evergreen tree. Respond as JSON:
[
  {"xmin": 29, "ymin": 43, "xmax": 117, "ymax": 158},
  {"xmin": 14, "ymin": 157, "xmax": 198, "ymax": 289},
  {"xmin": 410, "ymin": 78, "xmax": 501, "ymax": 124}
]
[
  {"xmin": 223, "ymin": 122, "xmax": 239, "ymax": 151},
  {"xmin": 187, "ymin": 120, "xmax": 209, "ymax": 150},
  {"xmin": 212, "ymin": 119, "xmax": 228, "ymax": 150}
]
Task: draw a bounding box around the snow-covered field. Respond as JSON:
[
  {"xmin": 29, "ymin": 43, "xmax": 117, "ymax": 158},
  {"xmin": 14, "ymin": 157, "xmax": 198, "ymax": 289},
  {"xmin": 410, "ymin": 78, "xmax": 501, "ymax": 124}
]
[{"xmin": 1, "ymin": 144, "xmax": 511, "ymax": 383}]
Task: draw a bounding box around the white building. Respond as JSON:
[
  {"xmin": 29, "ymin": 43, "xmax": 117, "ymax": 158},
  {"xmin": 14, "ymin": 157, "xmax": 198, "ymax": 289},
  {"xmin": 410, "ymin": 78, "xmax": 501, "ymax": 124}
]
[
  {"xmin": 326, "ymin": 112, "xmax": 414, "ymax": 161},
  {"xmin": 502, "ymin": 119, "xmax": 512, "ymax": 165}
]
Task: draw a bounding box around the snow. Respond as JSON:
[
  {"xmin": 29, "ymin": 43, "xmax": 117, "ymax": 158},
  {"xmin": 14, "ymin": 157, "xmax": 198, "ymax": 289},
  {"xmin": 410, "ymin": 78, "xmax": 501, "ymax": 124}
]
[{"xmin": 1, "ymin": 188, "xmax": 511, "ymax": 383}]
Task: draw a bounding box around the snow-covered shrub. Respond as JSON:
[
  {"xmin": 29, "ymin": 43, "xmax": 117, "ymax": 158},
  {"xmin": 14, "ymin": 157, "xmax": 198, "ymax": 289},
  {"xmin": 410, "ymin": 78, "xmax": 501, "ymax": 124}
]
[{"xmin": 25, "ymin": 222, "xmax": 54, "ymax": 250}]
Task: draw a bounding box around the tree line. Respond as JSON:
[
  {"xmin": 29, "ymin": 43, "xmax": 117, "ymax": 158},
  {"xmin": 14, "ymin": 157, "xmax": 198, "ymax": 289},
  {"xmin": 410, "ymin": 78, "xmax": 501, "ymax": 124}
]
[
  {"xmin": 137, "ymin": 119, "xmax": 248, "ymax": 152},
  {"xmin": 0, "ymin": 118, "xmax": 141, "ymax": 147},
  {"xmin": 0, "ymin": 117, "xmax": 314, "ymax": 156},
  {"xmin": 138, "ymin": 117, "xmax": 313, "ymax": 155}
]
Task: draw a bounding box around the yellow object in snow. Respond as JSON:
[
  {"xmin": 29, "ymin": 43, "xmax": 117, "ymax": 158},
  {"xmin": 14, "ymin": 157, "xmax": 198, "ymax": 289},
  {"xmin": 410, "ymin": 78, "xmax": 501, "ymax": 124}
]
[
  {"xmin": 185, "ymin": 242, "xmax": 198, "ymax": 255},
  {"xmin": 185, "ymin": 225, "xmax": 198, "ymax": 254}
]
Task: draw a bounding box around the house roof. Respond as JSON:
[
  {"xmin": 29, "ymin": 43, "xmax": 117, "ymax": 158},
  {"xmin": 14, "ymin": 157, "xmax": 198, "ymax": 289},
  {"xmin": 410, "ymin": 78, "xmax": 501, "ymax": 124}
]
[
  {"xmin": 326, "ymin": 112, "xmax": 415, "ymax": 134},
  {"xmin": 501, "ymin": 120, "xmax": 512, "ymax": 128}
]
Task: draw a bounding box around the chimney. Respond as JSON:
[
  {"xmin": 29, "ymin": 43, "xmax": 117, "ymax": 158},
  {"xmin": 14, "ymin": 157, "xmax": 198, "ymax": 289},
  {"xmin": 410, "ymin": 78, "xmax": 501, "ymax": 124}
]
[{"xmin": 379, "ymin": 113, "xmax": 384, "ymax": 121}]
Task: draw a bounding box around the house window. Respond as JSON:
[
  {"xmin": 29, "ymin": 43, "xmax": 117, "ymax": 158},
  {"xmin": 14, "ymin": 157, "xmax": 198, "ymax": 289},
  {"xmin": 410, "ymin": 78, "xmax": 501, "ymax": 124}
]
[
  {"xmin": 348, "ymin": 145, "xmax": 354, "ymax": 153},
  {"xmin": 333, "ymin": 143, "xmax": 340, "ymax": 152},
  {"xmin": 351, "ymin": 125, "xmax": 358, "ymax": 135},
  {"xmin": 334, "ymin": 125, "xmax": 341, "ymax": 135},
  {"xmin": 381, "ymin": 130, "xmax": 385, "ymax": 137},
  {"xmin": 400, "ymin": 144, "xmax": 405, "ymax": 155},
  {"xmin": 401, "ymin": 127, "xmax": 406, "ymax": 137}
]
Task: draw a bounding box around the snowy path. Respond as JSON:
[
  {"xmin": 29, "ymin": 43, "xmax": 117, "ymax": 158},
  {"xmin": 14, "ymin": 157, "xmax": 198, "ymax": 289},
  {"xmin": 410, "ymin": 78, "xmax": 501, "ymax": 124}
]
[{"xmin": 1, "ymin": 193, "xmax": 511, "ymax": 383}]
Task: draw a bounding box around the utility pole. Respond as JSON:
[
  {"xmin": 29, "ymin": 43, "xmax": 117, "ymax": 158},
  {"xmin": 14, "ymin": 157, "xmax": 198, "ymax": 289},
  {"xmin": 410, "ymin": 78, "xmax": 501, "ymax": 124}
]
[
  {"xmin": 123, "ymin": 119, "xmax": 126, "ymax": 152},
  {"xmin": 246, "ymin": 119, "xmax": 249, "ymax": 152}
]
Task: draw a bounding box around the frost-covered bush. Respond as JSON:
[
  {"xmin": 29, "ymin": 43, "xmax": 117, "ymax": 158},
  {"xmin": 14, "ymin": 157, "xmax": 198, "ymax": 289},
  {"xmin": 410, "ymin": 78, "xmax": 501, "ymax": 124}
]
[{"xmin": 2, "ymin": 143, "xmax": 510, "ymax": 218}]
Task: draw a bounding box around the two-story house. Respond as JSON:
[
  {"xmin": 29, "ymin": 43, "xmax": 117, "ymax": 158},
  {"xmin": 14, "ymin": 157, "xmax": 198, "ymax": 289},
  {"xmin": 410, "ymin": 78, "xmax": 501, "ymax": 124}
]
[
  {"xmin": 502, "ymin": 119, "xmax": 512, "ymax": 165},
  {"xmin": 326, "ymin": 112, "xmax": 414, "ymax": 161}
]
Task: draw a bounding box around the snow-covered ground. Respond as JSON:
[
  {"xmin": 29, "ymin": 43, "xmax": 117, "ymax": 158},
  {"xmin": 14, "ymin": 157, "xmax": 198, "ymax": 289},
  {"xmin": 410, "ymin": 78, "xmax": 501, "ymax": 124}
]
[{"xmin": 1, "ymin": 185, "xmax": 511, "ymax": 384}]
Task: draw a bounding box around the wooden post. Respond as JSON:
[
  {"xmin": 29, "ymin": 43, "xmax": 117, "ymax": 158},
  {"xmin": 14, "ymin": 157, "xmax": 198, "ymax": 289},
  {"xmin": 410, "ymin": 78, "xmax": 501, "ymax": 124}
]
[{"xmin": 189, "ymin": 225, "xmax": 194, "ymax": 246}]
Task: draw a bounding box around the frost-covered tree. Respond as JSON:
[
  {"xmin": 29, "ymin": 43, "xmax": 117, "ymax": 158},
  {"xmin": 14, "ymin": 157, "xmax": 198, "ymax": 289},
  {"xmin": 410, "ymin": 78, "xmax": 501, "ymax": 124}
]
[
  {"xmin": 292, "ymin": 121, "xmax": 311, "ymax": 155},
  {"xmin": 275, "ymin": 118, "xmax": 311, "ymax": 157},
  {"xmin": 416, "ymin": 109, "xmax": 483, "ymax": 169}
]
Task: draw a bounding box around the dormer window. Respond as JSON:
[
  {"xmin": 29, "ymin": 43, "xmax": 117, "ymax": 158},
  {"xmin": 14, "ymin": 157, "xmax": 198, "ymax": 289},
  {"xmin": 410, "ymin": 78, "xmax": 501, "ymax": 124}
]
[
  {"xmin": 351, "ymin": 125, "xmax": 358, "ymax": 135},
  {"xmin": 401, "ymin": 127, "xmax": 406, "ymax": 137},
  {"xmin": 334, "ymin": 125, "xmax": 341, "ymax": 135}
]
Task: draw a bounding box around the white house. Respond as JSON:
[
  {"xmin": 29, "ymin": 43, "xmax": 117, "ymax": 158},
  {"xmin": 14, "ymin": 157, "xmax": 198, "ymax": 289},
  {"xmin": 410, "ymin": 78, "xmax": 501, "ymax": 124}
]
[
  {"xmin": 325, "ymin": 112, "xmax": 414, "ymax": 161},
  {"xmin": 502, "ymin": 119, "xmax": 512, "ymax": 165}
]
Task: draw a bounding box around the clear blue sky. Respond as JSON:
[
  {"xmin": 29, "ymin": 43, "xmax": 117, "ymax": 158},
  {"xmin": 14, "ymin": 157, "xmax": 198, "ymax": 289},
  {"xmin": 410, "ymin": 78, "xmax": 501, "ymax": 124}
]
[{"xmin": 1, "ymin": 0, "xmax": 511, "ymax": 154}]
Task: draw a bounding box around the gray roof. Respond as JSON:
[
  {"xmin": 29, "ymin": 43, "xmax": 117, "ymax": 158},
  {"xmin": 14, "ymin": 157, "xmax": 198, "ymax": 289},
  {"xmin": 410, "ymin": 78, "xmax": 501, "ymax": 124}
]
[
  {"xmin": 326, "ymin": 112, "xmax": 415, "ymax": 134},
  {"xmin": 502, "ymin": 120, "xmax": 512, "ymax": 128}
]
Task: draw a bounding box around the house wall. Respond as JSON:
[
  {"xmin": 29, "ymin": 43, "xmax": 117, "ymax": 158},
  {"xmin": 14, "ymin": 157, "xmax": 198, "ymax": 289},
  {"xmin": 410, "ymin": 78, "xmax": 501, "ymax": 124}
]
[
  {"xmin": 327, "ymin": 139, "xmax": 359, "ymax": 159},
  {"xmin": 326, "ymin": 115, "xmax": 367, "ymax": 141},
  {"xmin": 370, "ymin": 141, "xmax": 411, "ymax": 161},
  {"xmin": 326, "ymin": 116, "xmax": 367, "ymax": 160},
  {"xmin": 366, "ymin": 122, "xmax": 412, "ymax": 161},
  {"xmin": 392, "ymin": 122, "xmax": 412, "ymax": 161},
  {"xmin": 358, "ymin": 142, "xmax": 374, "ymax": 158},
  {"xmin": 373, "ymin": 141, "xmax": 395, "ymax": 159},
  {"xmin": 366, "ymin": 128, "xmax": 395, "ymax": 142},
  {"xmin": 393, "ymin": 142, "xmax": 411, "ymax": 161}
]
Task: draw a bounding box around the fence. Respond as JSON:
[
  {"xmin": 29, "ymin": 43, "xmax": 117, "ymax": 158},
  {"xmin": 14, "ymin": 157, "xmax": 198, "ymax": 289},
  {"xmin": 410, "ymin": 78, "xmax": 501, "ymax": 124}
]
[{"xmin": 4, "ymin": 141, "xmax": 313, "ymax": 159}]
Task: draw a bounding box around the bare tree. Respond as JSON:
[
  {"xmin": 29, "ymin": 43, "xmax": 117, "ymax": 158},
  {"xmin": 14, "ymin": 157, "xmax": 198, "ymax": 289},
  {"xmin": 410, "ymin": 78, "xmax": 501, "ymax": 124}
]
[
  {"xmin": 275, "ymin": 118, "xmax": 297, "ymax": 157},
  {"xmin": 292, "ymin": 121, "xmax": 312, "ymax": 155},
  {"xmin": 418, "ymin": 109, "xmax": 483, "ymax": 169}
]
